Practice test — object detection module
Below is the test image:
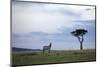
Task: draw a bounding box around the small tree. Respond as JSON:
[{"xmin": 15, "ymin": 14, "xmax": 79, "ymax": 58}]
[{"xmin": 71, "ymin": 29, "xmax": 88, "ymax": 50}]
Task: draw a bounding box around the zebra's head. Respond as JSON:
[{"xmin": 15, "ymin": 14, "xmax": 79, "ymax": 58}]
[{"xmin": 49, "ymin": 43, "xmax": 52, "ymax": 47}]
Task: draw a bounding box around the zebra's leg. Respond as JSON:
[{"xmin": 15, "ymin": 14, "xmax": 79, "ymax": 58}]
[
  {"xmin": 48, "ymin": 49, "xmax": 50, "ymax": 53},
  {"xmin": 43, "ymin": 49, "xmax": 45, "ymax": 54}
]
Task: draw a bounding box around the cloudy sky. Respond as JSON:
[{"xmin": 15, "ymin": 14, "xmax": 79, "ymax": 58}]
[{"xmin": 12, "ymin": 0, "xmax": 95, "ymax": 50}]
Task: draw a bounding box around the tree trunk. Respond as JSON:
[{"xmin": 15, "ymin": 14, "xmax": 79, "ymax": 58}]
[
  {"xmin": 80, "ymin": 42, "xmax": 83, "ymax": 50},
  {"xmin": 77, "ymin": 36, "xmax": 84, "ymax": 50}
]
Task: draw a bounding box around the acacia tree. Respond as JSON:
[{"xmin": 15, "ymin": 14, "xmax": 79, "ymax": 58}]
[{"xmin": 71, "ymin": 29, "xmax": 88, "ymax": 50}]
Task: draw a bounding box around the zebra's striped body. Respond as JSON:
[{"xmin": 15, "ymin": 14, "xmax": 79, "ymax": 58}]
[{"xmin": 43, "ymin": 43, "xmax": 52, "ymax": 53}]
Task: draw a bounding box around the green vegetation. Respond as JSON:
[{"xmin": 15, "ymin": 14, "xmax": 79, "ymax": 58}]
[{"xmin": 12, "ymin": 49, "xmax": 96, "ymax": 66}]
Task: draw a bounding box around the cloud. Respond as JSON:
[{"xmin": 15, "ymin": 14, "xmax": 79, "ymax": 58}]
[
  {"xmin": 12, "ymin": 1, "xmax": 95, "ymax": 50},
  {"xmin": 12, "ymin": 1, "xmax": 95, "ymax": 34},
  {"xmin": 80, "ymin": 7, "xmax": 95, "ymax": 20}
]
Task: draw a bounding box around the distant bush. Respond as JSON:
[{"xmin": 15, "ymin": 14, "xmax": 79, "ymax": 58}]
[
  {"xmin": 19, "ymin": 52, "xmax": 38, "ymax": 56},
  {"xmin": 56, "ymin": 53, "xmax": 60, "ymax": 56},
  {"xmin": 28, "ymin": 53, "xmax": 38, "ymax": 55},
  {"xmin": 73, "ymin": 52, "xmax": 79, "ymax": 55}
]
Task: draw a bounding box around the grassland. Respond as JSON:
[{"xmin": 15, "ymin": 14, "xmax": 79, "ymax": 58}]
[{"xmin": 12, "ymin": 49, "xmax": 96, "ymax": 66}]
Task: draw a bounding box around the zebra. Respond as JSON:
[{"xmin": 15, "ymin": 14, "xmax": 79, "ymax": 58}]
[{"xmin": 43, "ymin": 43, "xmax": 52, "ymax": 53}]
